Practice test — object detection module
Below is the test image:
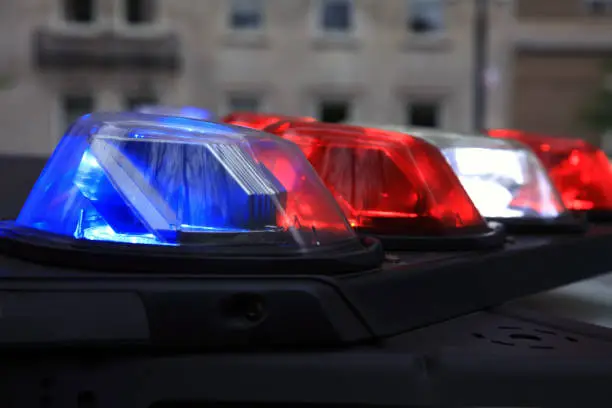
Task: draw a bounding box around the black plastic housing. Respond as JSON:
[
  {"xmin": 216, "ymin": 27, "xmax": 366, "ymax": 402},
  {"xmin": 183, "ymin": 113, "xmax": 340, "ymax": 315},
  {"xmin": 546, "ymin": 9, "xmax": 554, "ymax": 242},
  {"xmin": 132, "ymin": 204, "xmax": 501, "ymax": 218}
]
[
  {"xmin": 489, "ymin": 210, "xmax": 589, "ymax": 234},
  {"xmin": 3, "ymin": 306, "xmax": 612, "ymax": 407},
  {"xmin": 357, "ymin": 220, "xmax": 507, "ymax": 251},
  {"xmin": 4, "ymin": 156, "xmax": 612, "ymax": 407},
  {"xmin": 1, "ymin": 226, "xmax": 612, "ymax": 350},
  {"xmin": 0, "ymin": 227, "xmax": 611, "ymax": 406},
  {"xmin": 0, "ymin": 224, "xmax": 385, "ymax": 276}
]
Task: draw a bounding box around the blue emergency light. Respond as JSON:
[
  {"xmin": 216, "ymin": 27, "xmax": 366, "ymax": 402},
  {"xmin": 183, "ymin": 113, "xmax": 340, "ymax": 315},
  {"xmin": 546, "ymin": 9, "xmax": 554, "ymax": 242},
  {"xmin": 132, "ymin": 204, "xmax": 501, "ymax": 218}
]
[{"xmin": 4, "ymin": 112, "xmax": 371, "ymax": 259}]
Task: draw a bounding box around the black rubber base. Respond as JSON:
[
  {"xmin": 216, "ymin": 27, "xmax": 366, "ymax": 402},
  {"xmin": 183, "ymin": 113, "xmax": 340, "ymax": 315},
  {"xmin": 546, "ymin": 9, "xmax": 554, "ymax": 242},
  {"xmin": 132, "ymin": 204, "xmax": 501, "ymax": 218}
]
[
  {"xmin": 583, "ymin": 209, "xmax": 612, "ymax": 223},
  {"xmin": 2, "ymin": 226, "xmax": 612, "ymax": 350},
  {"xmin": 0, "ymin": 223, "xmax": 385, "ymax": 275},
  {"xmin": 357, "ymin": 221, "xmax": 507, "ymax": 251},
  {"xmin": 489, "ymin": 211, "xmax": 588, "ymax": 234}
]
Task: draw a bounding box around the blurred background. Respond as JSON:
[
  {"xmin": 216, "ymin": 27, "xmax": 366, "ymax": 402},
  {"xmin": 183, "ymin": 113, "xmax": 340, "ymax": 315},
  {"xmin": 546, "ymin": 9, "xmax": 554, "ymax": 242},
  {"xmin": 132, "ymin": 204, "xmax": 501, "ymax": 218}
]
[
  {"xmin": 1, "ymin": 0, "xmax": 612, "ymax": 327},
  {"xmin": 1, "ymin": 0, "xmax": 612, "ymax": 216}
]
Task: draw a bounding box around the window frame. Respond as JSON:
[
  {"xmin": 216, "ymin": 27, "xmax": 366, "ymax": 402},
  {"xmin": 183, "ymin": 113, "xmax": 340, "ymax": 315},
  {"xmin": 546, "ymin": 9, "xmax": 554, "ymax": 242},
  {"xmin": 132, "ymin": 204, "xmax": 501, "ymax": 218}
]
[
  {"xmin": 229, "ymin": 0, "xmax": 264, "ymax": 30},
  {"xmin": 319, "ymin": 0, "xmax": 354, "ymax": 33},
  {"xmin": 60, "ymin": 94, "xmax": 95, "ymax": 136},
  {"xmin": 584, "ymin": 0, "xmax": 612, "ymax": 15},
  {"xmin": 63, "ymin": 0, "xmax": 96, "ymax": 23},
  {"xmin": 123, "ymin": 0, "xmax": 157, "ymax": 25},
  {"xmin": 405, "ymin": 100, "xmax": 442, "ymax": 128},
  {"xmin": 407, "ymin": 0, "xmax": 445, "ymax": 35},
  {"xmin": 226, "ymin": 93, "xmax": 262, "ymax": 114},
  {"xmin": 123, "ymin": 94, "xmax": 160, "ymax": 111},
  {"xmin": 317, "ymin": 98, "xmax": 352, "ymax": 123}
]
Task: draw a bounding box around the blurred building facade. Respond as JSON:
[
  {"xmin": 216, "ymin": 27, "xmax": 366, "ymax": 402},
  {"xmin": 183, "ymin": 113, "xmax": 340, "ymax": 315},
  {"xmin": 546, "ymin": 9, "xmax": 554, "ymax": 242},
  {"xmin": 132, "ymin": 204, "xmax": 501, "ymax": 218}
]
[
  {"xmin": 512, "ymin": 0, "xmax": 612, "ymax": 146},
  {"xmin": 0, "ymin": 0, "xmax": 515, "ymax": 156}
]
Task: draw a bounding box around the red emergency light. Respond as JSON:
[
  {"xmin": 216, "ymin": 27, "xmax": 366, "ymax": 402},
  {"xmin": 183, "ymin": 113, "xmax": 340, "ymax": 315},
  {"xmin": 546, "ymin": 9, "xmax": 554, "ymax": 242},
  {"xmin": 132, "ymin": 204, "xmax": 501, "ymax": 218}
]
[
  {"xmin": 265, "ymin": 121, "xmax": 504, "ymax": 250},
  {"xmin": 488, "ymin": 129, "xmax": 612, "ymax": 217}
]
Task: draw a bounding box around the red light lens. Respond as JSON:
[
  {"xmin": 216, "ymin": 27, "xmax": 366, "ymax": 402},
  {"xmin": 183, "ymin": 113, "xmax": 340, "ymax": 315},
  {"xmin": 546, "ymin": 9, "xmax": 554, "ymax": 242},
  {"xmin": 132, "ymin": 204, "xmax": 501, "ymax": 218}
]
[
  {"xmin": 265, "ymin": 121, "xmax": 489, "ymax": 236},
  {"xmin": 488, "ymin": 129, "xmax": 612, "ymax": 212},
  {"xmin": 222, "ymin": 112, "xmax": 316, "ymax": 130}
]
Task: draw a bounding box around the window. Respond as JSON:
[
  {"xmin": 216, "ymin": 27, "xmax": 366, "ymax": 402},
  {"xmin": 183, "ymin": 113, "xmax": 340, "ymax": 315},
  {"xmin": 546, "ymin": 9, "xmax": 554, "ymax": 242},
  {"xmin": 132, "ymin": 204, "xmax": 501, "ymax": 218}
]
[
  {"xmin": 64, "ymin": 0, "xmax": 94, "ymax": 23},
  {"xmin": 228, "ymin": 95, "xmax": 260, "ymax": 112},
  {"xmin": 584, "ymin": 0, "xmax": 612, "ymax": 14},
  {"xmin": 321, "ymin": 0, "xmax": 352, "ymax": 31},
  {"xmin": 604, "ymin": 74, "xmax": 612, "ymax": 91},
  {"xmin": 318, "ymin": 100, "xmax": 350, "ymax": 123},
  {"xmin": 406, "ymin": 102, "xmax": 439, "ymax": 127},
  {"xmin": 230, "ymin": 0, "xmax": 263, "ymax": 29},
  {"xmin": 62, "ymin": 95, "xmax": 94, "ymax": 130},
  {"xmin": 125, "ymin": 0, "xmax": 155, "ymax": 24},
  {"xmin": 408, "ymin": 0, "xmax": 444, "ymax": 33},
  {"xmin": 124, "ymin": 94, "xmax": 159, "ymax": 110}
]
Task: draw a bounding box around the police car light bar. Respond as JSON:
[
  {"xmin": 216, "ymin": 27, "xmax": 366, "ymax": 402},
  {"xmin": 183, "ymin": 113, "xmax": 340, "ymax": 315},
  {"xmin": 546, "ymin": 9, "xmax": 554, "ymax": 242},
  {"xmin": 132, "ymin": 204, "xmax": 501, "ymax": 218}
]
[{"xmin": 2, "ymin": 114, "xmax": 612, "ymax": 408}]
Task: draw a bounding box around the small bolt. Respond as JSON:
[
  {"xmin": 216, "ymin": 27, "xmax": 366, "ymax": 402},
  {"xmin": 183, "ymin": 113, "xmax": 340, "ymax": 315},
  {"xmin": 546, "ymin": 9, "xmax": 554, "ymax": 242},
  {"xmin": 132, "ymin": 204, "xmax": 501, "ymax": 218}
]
[{"xmin": 245, "ymin": 299, "xmax": 266, "ymax": 322}]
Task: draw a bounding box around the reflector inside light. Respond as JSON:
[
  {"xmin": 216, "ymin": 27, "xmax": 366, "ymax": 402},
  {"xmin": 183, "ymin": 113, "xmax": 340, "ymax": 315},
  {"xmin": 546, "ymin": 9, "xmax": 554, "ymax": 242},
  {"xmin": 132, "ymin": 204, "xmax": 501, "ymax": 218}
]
[
  {"xmin": 265, "ymin": 121, "xmax": 491, "ymax": 237},
  {"xmin": 348, "ymin": 124, "xmax": 567, "ymax": 220},
  {"xmin": 488, "ymin": 129, "xmax": 612, "ymax": 213},
  {"xmin": 223, "ymin": 112, "xmax": 316, "ymax": 130},
  {"xmin": 13, "ymin": 112, "xmax": 357, "ymax": 250}
]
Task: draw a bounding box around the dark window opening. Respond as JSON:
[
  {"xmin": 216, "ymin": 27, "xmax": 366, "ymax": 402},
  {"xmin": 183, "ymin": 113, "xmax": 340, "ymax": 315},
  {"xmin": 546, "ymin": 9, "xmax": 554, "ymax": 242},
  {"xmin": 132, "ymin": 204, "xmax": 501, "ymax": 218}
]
[
  {"xmin": 407, "ymin": 102, "xmax": 439, "ymax": 127},
  {"xmin": 319, "ymin": 100, "xmax": 350, "ymax": 123},
  {"xmin": 62, "ymin": 95, "xmax": 94, "ymax": 129},
  {"xmin": 64, "ymin": 0, "xmax": 94, "ymax": 22},
  {"xmin": 585, "ymin": 0, "xmax": 612, "ymax": 14},
  {"xmin": 126, "ymin": 0, "xmax": 155, "ymax": 24},
  {"xmin": 125, "ymin": 95, "xmax": 159, "ymax": 110},
  {"xmin": 408, "ymin": 0, "xmax": 443, "ymax": 33},
  {"xmin": 229, "ymin": 96, "xmax": 260, "ymax": 112},
  {"xmin": 230, "ymin": 0, "xmax": 263, "ymax": 29},
  {"xmin": 322, "ymin": 0, "xmax": 352, "ymax": 31}
]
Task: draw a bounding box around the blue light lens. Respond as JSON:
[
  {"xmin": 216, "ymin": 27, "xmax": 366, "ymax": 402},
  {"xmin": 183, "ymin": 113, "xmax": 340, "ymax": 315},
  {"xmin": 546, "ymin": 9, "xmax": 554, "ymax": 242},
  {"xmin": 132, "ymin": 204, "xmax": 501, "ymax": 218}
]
[
  {"xmin": 135, "ymin": 105, "xmax": 217, "ymax": 121},
  {"xmin": 16, "ymin": 113, "xmax": 290, "ymax": 245},
  {"xmin": 13, "ymin": 112, "xmax": 357, "ymax": 250}
]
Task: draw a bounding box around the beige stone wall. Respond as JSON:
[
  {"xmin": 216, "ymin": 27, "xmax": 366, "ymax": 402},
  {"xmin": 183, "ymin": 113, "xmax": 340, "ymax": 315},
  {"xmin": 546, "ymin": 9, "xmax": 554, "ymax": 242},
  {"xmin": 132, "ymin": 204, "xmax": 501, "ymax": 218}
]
[
  {"xmin": 0, "ymin": 0, "xmax": 514, "ymax": 156},
  {"xmin": 512, "ymin": 0, "xmax": 612, "ymax": 145}
]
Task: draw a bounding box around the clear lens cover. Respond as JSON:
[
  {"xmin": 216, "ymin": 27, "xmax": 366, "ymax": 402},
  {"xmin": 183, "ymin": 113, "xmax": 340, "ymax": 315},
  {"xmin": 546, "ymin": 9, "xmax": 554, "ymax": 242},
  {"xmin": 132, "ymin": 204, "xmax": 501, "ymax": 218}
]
[
  {"xmin": 265, "ymin": 121, "xmax": 489, "ymax": 237},
  {"xmin": 135, "ymin": 105, "xmax": 217, "ymax": 121},
  {"xmin": 223, "ymin": 112, "xmax": 316, "ymax": 130},
  {"xmin": 14, "ymin": 112, "xmax": 357, "ymax": 251},
  {"xmin": 351, "ymin": 124, "xmax": 566, "ymax": 219},
  {"xmin": 488, "ymin": 129, "xmax": 612, "ymax": 212}
]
